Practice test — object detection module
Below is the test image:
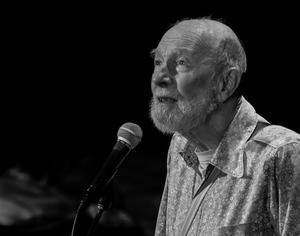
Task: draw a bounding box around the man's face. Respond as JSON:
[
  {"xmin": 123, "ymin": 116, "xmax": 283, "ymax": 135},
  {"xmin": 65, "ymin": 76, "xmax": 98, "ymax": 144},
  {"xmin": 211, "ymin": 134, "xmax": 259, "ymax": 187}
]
[{"xmin": 150, "ymin": 23, "xmax": 219, "ymax": 135}]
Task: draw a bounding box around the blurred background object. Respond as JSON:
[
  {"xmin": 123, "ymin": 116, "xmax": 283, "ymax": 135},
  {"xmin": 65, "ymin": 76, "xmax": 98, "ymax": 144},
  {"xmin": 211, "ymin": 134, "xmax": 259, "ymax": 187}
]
[{"xmin": 0, "ymin": 149, "xmax": 166, "ymax": 235}]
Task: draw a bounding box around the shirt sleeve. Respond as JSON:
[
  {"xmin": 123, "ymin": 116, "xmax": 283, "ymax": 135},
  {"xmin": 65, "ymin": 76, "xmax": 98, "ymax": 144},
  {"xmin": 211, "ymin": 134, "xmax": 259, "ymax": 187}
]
[{"xmin": 272, "ymin": 142, "xmax": 300, "ymax": 235}]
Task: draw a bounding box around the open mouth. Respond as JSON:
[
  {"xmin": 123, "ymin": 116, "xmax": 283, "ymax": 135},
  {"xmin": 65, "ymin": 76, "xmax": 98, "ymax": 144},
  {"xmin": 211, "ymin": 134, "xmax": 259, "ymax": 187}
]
[{"xmin": 157, "ymin": 96, "xmax": 177, "ymax": 103}]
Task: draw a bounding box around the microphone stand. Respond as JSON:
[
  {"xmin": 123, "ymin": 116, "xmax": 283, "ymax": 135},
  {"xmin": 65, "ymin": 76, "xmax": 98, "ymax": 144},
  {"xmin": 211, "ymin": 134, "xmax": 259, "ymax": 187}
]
[
  {"xmin": 71, "ymin": 180, "xmax": 115, "ymax": 236},
  {"xmin": 86, "ymin": 180, "xmax": 114, "ymax": 236}
]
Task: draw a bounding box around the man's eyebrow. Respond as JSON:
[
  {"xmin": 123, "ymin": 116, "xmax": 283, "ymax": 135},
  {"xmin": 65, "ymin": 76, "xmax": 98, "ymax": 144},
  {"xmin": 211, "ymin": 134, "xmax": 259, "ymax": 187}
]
[
  {"xmin": 173, "ymin": 48, "xmax": 193, "ymax": 55},
  {"xmin": 150, "ymin": 48, "xmax": 158, "ymax": 58}
]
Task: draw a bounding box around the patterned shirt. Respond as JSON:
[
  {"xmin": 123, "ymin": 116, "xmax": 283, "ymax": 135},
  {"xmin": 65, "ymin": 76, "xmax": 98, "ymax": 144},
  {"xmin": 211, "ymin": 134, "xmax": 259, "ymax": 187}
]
[{"xmin": 154, "ymin": 97, "xmax": 300, "ymax": 236}]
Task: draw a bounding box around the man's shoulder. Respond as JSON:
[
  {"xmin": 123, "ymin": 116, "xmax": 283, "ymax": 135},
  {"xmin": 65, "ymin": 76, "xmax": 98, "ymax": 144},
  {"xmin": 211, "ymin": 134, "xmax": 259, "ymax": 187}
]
[{"xmin": 252, "ymin": 124, "xmax": 300, "ymax": 148}]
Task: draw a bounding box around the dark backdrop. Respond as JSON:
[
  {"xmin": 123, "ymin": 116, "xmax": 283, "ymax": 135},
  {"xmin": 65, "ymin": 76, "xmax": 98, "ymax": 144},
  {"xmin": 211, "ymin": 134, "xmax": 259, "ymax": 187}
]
[{"xmin": 3, "ymin": 3, "xmax": 299, "ymax": 235}]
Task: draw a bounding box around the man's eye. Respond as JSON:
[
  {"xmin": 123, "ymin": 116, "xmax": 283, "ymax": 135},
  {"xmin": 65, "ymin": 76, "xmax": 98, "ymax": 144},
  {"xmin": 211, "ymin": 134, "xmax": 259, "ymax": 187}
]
[
  {"xmin": 176, "ymin": 60, "xmax": 186, "ymax": 66},
  {"xmin": 154, "ymin": 59, "xmax": 162, "ymax": 66}
]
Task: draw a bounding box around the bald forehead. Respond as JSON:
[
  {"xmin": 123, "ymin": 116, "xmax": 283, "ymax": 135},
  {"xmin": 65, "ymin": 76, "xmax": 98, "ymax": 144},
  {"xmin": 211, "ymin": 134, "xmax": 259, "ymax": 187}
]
[{"xmin": 156, "ymin": 19, "xmax": 237, "ymax": 58}]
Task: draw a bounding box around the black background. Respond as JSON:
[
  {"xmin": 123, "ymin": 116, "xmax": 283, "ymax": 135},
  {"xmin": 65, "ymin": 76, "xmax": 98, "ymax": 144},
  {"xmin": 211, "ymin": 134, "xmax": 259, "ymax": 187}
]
[
  {"xmin": 4, "ymin": 3, "xmax": 299, "ymax": 163},
  {"xmin": 3, "ymin": 2, "xmax": 300, "ymax": 235}
]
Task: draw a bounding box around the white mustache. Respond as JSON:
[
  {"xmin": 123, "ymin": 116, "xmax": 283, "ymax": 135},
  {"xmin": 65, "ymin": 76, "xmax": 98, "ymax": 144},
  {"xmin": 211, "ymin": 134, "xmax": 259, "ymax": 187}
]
[{"xmin": 153, "ymin": 91, "xmax": 181, "ymax": 100}]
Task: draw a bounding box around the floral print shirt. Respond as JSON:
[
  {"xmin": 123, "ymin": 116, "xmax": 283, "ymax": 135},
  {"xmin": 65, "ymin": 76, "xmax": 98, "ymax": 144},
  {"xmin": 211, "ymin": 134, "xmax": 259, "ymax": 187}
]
[{"xmin": 154, "ymin": 97, "xmax": 300, "ymax": 236}]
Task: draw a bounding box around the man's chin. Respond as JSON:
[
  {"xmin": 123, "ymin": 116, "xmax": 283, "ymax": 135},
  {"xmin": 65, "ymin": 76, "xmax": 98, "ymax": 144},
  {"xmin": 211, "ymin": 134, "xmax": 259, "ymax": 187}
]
[
  {"xmin": 150, "ymin": 115, "xmax": 176, "ymax": 135},
  {"xmin": 150, "ymin": 103, "xmax": 183, "ymax": 134},
  {"xmin": 154, "ymin": 123, "xmax": 176, "ymax": 136}
]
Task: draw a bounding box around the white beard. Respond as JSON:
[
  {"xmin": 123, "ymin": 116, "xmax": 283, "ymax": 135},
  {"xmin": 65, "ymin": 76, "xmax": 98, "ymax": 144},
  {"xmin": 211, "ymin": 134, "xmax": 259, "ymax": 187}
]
[{"xmin": 150, "ymin": 82, "xmax": 219, "ymax": 136}]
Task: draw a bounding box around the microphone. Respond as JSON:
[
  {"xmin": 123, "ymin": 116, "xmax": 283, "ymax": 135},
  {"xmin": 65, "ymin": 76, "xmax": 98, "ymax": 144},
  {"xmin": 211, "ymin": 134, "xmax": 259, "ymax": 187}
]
[
  {"xmin": 79, "ymin": 122, "xmax": 143, "ymax": 210},
  {"xmin": 90, "ymin": 122, "xmax": 143, "ymax": 191}
]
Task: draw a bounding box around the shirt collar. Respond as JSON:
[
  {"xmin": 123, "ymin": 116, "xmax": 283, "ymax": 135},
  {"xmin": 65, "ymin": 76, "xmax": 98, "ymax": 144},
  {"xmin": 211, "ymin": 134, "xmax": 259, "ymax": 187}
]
[{"xmin": 180, "ymin": 96, "xmax": 268, "ymax": 178}]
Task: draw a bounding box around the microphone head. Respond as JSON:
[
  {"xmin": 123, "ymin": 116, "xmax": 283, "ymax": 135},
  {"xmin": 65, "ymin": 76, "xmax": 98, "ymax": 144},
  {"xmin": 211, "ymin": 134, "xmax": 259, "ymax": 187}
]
[{"xmin": 117, "ymin": 122, "xmax": 143, "ymax": 149}]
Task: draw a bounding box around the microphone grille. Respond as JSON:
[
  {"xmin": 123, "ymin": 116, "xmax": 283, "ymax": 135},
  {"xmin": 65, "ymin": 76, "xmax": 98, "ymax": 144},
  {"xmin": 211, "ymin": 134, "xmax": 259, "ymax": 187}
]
[{"xmin": 117, "ymin": 122, "xmax": 143, "ymax": 149}]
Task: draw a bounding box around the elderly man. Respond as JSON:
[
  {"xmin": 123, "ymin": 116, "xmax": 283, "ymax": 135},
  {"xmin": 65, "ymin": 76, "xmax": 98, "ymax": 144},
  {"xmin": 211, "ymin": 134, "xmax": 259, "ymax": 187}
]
[{"xmin": 150, "ymin": 17, "xmax": 300, "ymax": 235}]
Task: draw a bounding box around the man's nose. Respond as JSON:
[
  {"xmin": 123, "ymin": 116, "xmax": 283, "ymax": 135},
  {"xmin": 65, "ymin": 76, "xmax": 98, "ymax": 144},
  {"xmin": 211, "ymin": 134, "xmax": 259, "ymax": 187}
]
[{"xmin": 152, "ymin": 64, "xmax": 173, "ymax": 88}]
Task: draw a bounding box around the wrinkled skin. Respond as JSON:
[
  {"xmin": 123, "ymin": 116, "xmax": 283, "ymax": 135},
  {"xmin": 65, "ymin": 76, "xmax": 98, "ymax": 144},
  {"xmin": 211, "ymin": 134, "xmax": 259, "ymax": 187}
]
[{"xmin": 150, "ymin": 20, "xmax": 220, "ymax": 137}]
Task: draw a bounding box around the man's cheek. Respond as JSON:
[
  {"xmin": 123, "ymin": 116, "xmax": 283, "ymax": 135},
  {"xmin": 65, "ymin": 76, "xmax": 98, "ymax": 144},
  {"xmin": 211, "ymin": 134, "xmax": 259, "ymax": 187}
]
[{"xmin": 177, "ymin": 76, "xmax": 202, "ymax": 98}]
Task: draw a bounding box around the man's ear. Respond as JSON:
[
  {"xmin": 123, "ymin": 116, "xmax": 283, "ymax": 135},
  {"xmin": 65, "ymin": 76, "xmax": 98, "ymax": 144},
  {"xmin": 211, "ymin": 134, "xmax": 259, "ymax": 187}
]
[{"xmin": 217, "ymin": 69, "xmax": 241, "ymax": 102}]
